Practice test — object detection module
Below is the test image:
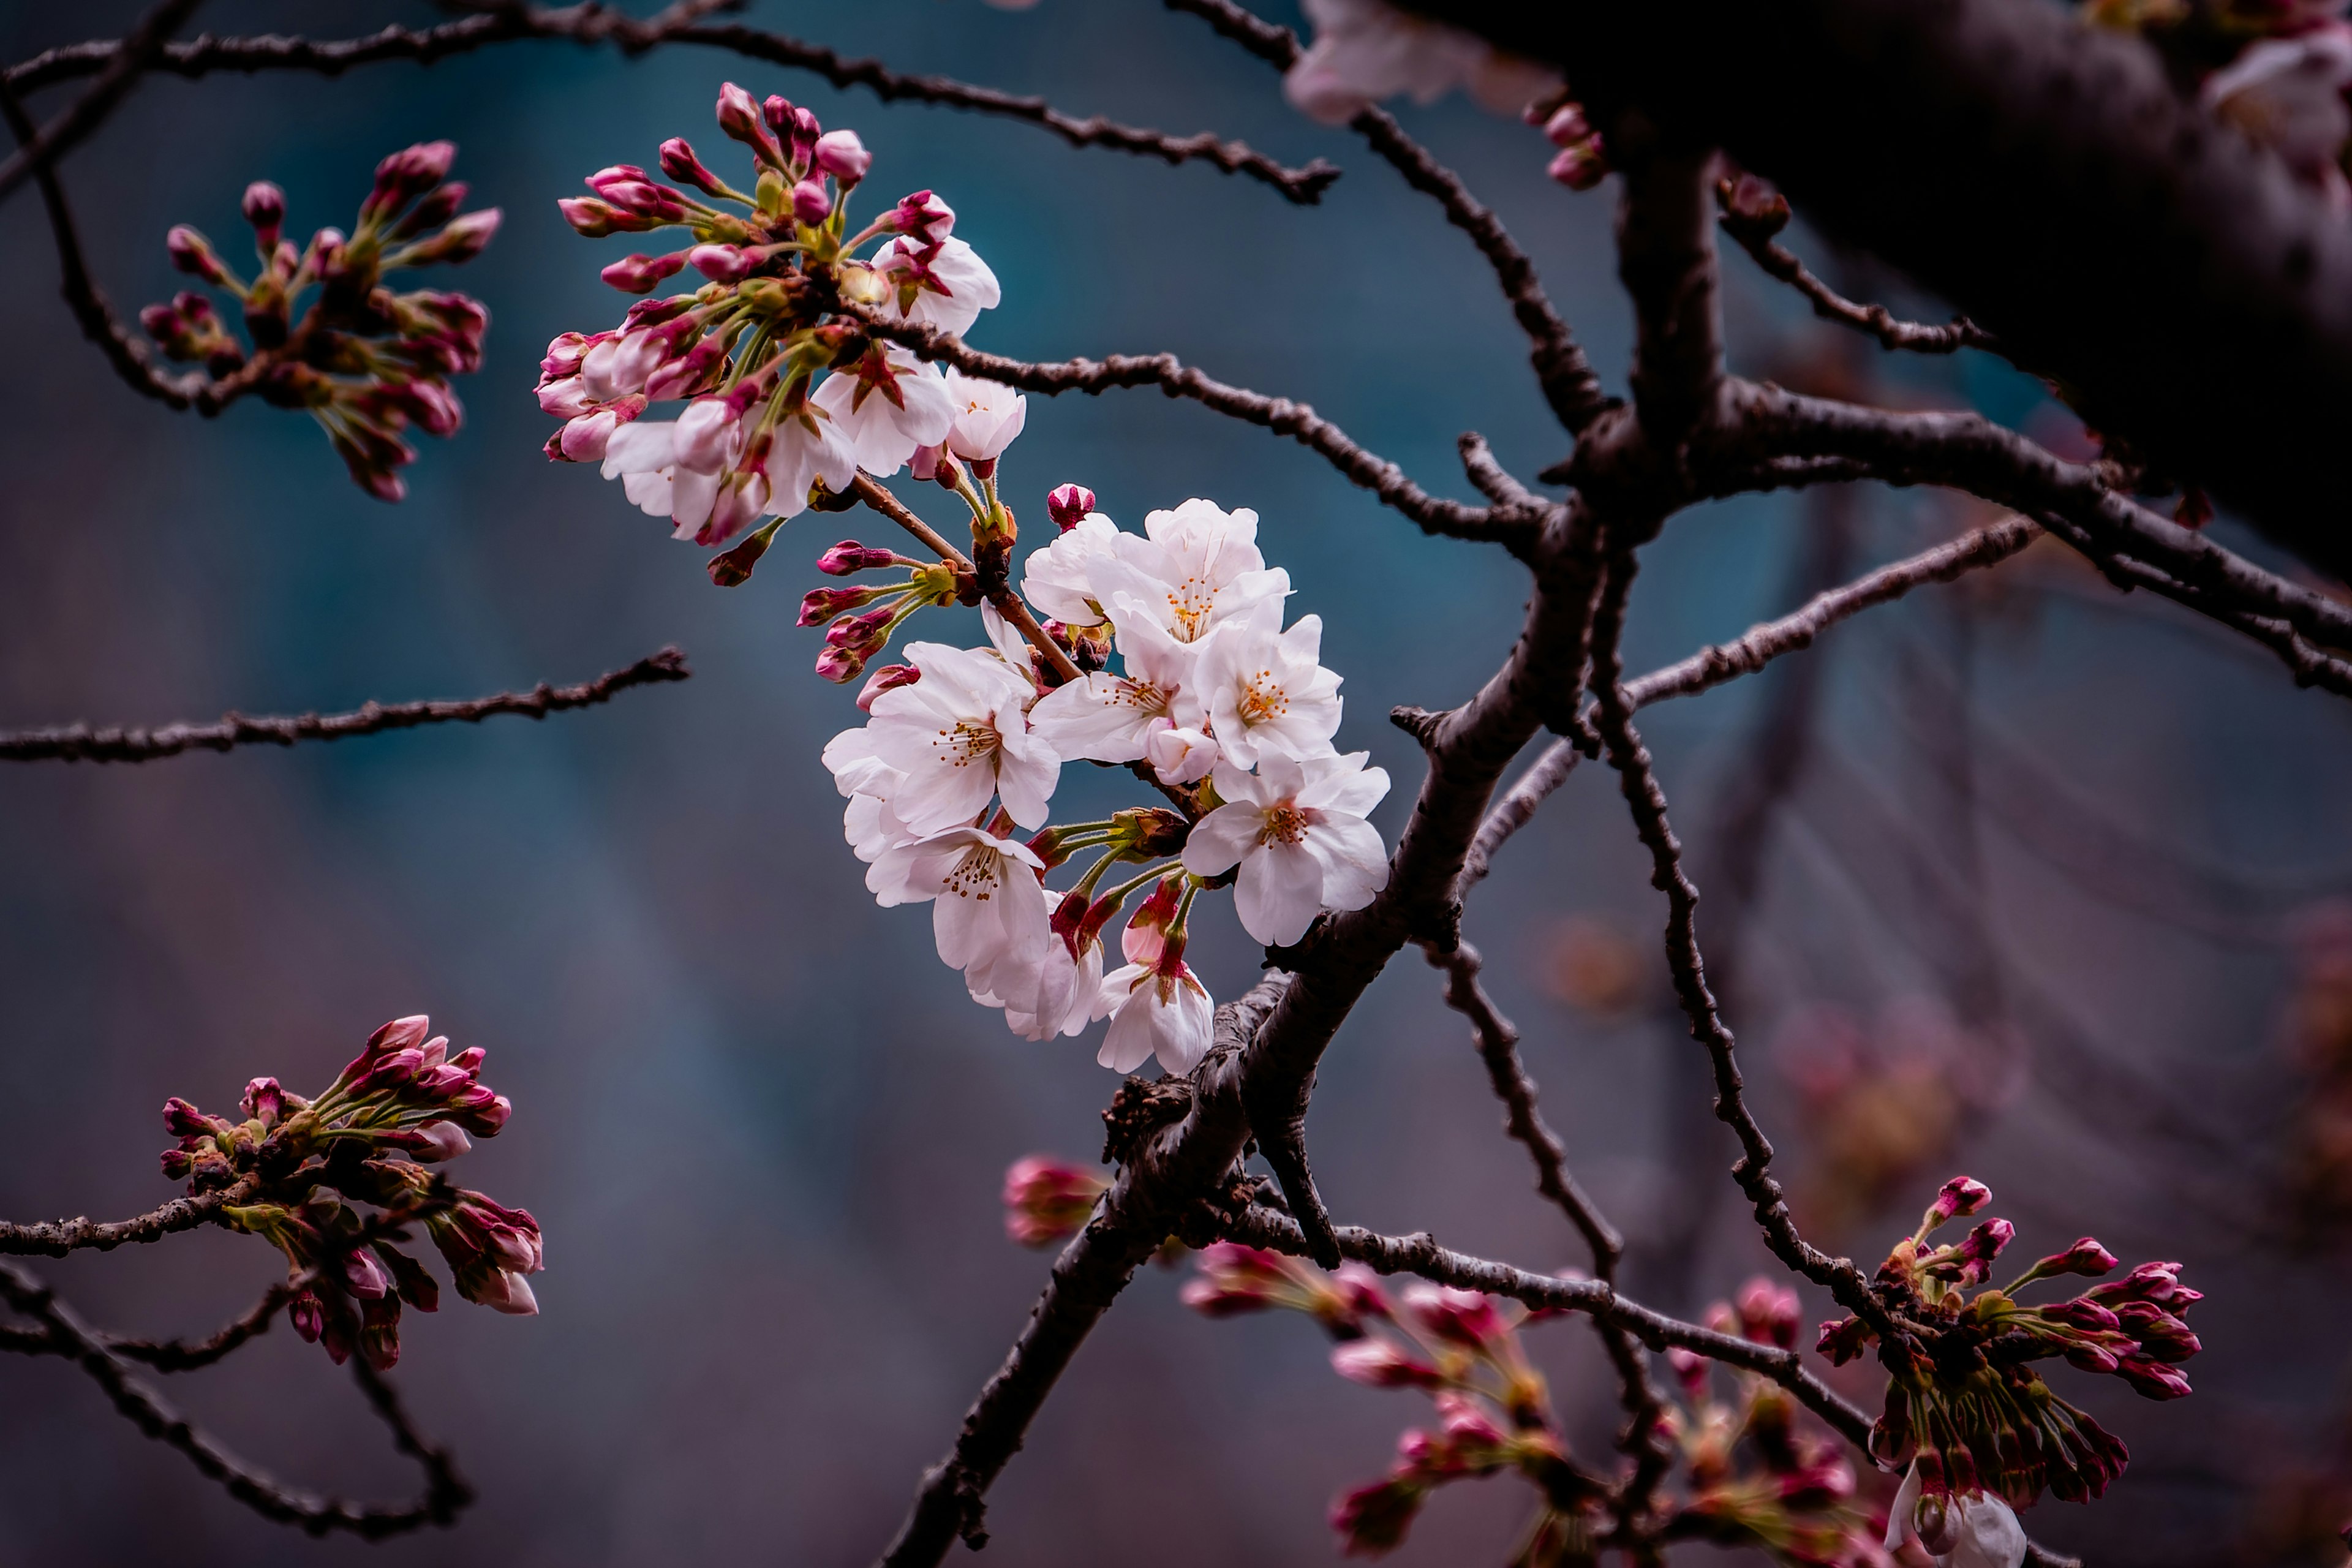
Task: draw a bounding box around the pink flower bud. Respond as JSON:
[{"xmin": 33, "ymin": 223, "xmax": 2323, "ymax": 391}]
[
  {"xmin": 165, "ymin": 225, "xmax": 229, "ymax": 284},
  {"xmin": 2034, "ymin": 1237, "xmax": 2120, "ymax": 1280},
  {"xmin": 790, "ymin": 105, "xmax": 823, "ymax": 160},
  {"xmin": 1330, "ymin": 1339, "xmax": 1443, "ymax": 1390},
  {"xmin": 559, "ymin": 408, "xmax": 622, "ymax": 462},
  {"xmin": 1735, "ymin": 1277, "xmax": 1800, "ymax": 1349},
  {"xmin": 1000, "ymin": 1156, "xmax": 1106, "ymax": 1247},
  {"xmin": 161, "ymin": 1096, "xmax": 213, "ymax": 1137},
  {"xmin": 817, "ymin": 540, "xmax": 907, "ymax": 576},
  {"xmin": 1542, "ymin": 104, "xmax": 1592, "ymax": 148},
  {"xmin": 407, "ymin": 1121, "xmax": 473, "ymax": 1163},
  {"xmin": 1816, "ymin": 1314, "xmax": 1871, "ymax": 1365},
  {"xmin": 812, "ymin": 129, "xmax": 871, "ymax": 183},
  {"xmin": 241, "ymin": 1077, "xmax": 285, "ymax": 1127},
  {"xmin": 369, "ymin": 140, "xmax": 456, "ymax": 216},
  {"xmin": 1329, "ymin": 1476, "xmax": 1424, "ymax": 1556},
  {"xmin": 854, "ymin": 662, "xmax": 919, "ymax": 711},
  {"xmin": 409, "ymin": 208, "xmax": 502, "ymax": 265},
  {"xmin": 287, "ymin": 1288, "xmax": 325, "ymax": 1343},
  {"xmin": 790, "ymin": 177, "xmax": 834, "ymax": 225},
  {"xmin": 658, "ymin": 137, "xmax": 728, "ymax": 197},
  {"xmin": 814, "ymin": 644, "xmax": 869, "ymax": 684},
  {"xmin": 388, "ymin": 181, "xmax": 466, "ymax": 241},
  {"xmin": 716, "ymin": 81, "xmax": 783, "ymax": 163},
  {"xmin": 799, "ymin": 584, "xmax": 897, "ymax": 627},
  {"xmin": 558, "ymin": 197, "xmax": 652, "ymax": 237},
  {"xmin": 241, "ymin": 179, "xmax": 285, "ymax": 247},
  {"xmin": 2116, "ymin": 1355, "xmax": 2193, "ymax": 1400},
  {"xmin": 687, "ymin": 241, "xmax": 753, "ymax": 282},
  {"xmin": 889, "ymin": 190, "xmax": 955, "ymax": 246},
  {"xmin": 159, "ymin": 1148, "xmax": 194, "ymax": 1180},
  {"xmin": 1046, "ymin": 482, "xmax": 1095, "ymax": 530},
  {"xmin": 1665, "ymin": 1345, "xmax": 1708, "ymax": 1395},
  {"xmin": 646, "ymin": 337, "xmax": 729, "ymax": 402},
  {"xmin": 343, "ymin": 1246, "xmax": 393, "ymax": 1300},
  {"xmin": 1547, "ymin": 142, "xmax": 1608, "ymax": 192},
  {"xmin": 1927, "ymin": 1175, "xmax": 1991, "ymax": 1227},
  {"xmin": 763, "ymin": 94, "xmax": 797, "ymax": 133},
  {"xmin": 824, "ymin": 605, "xmax": 895, "ymax": 655},
  {"xmin": 1400, "ymin": 1282, "xmax": 1507, "ymax": 1348}
]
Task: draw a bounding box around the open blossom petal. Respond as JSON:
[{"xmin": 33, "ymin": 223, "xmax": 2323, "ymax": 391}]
[
  {"xmin": 1021, "ymin": 510, "xmax": 1121, "ymax": 627},
  {"xmin": 1194, "ymin": 612, "xmax": 1343, "ymax": 768},
  {"xmin": 866, "ymin": 826, "xmax": 1051, "ymax": 1010},
  {"xmin": 810, "ymin": 350, "xmax": 956, "ymax": 478},
  {"xmin": 1183, "ymin": 753, "xmax": 1390, "ymax": 946},
  {"xmin": 864, "ymin": 643, "xmax": 1060, "ymax": 834},
  {"xmin": 1885, "ymin": 1464, "xmax": 2027, "ymax": 1568},
  {"xmin": 1097, "ymin": 960, "xmax": 1214, "ymax": 1075},
  {"xmin": 1144, "ymin": 723, "xmax": 1219, "ymax": 785},
  {"xmin": 980, "ymin": 888, "xmax": 1107, "ymax": 1041},
  {"xmin": 1088, "ymin": 498, "xmax": 1289, "ymax": 643},
  {"xmin": 877, "ymin": 235, "xmax": 1002, "ymax": 336},
  {"xmin": 943, "ymin": 368, "xmax": 1027, "ymax": 461},
  {"xmin": 768, "ymin": 406, "xmax": 861, "ymax": 522},
  {"xmin": 1284, "ymin": 0, "xmax": 1560, "ymax": 126},
  {"xmin": 1028, "ymin": 611, "xmax": 1203, "ymax": 764}
]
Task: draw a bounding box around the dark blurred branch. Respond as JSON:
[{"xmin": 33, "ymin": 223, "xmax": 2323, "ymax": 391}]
[
  {"xmin": 1717, "ymin": 202, "xmax": 1995, "ymax": 355},
  {"xmin": 0, "ymin": 1179, "xmax": 252, "ymax": 1257},
  {"xmin": 0, "ymin": 646, "xmax": 690, "ymax": 764},
  {"xmin": 846, "ymin": 307, "xmax": 1534, "ymax": 545},
  {"xmin": 7, "ymin": 4, "xmax": 1340, "ymax": 205},
  {"xmin": 0, "ymin": 1260, "xmax": 472, "ymax": 1537},
  {"xmin": 0, "ymin": 0, "xmax": 202, "ymax": 208},
  {"xmin": 1161, "ymin": 0, "xmax": 1612, "ymax": 435}
]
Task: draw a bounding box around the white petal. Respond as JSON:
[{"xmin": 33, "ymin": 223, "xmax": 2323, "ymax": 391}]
[{"xmin": 1235, "ymin": 839, "xmax": 1325, "ymax": 947}]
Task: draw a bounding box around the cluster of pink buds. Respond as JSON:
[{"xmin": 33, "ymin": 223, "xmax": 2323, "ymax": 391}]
[
  {"xmin": 543, "ymin": 81, "xmax": 1012, "ymax": 564},
  {"xmin": 157, "ymin": 1015, "xmax": 540, "ymax": 1370},
  {"xmin": 1000, "ymin": 1155, "xmax": 1107, "ymax": 1247},
  {"xmin": 1817, "ymin": 1176, "xmax": 2199, "ymax": 1511},
  {"xmin": 1183, "ymin": 1246, "xmax": 1593, "ymax": 1559},
  {"xmin": 1668, "ymin": 1280, "xmax": 1891, "ymax": 1567},
  {"xmin": 1528, "ymin": 97, "xmax": 1607, "ymax": 190},
  {"xmin": 147, "ymin": 142, "xmax": 496, "ymax": 500},
  {"xmin": 795, "ymin": 538, "xmax": 968, "ymax": 684}
]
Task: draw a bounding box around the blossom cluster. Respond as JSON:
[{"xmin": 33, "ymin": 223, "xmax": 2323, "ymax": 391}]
[
  {"xmin": 1818, "ymin": 1177, "xmax": 2199, "ymax": 1522},
  {"xmin": 1666, "ymin": 1280, "xmax": 1894, "ymax": 1568},
  {"xmin": 824, "ymin": 493, "xmax": 1392, "ymax": 1075},
  {"xmin": 541, "ymin": 83, "xmax": 1006, "ymax": 556},
  {"xmin": 1182, "ymin": 1243, "xmax": 1586, "ymax": 1559},
  {"xmin": 149, "ymin": 142, "xmax": 497, "ymax": 499},
  {"xmin": 159, "ymin": 1015, "xmax": 543, "ymax": 1371}
]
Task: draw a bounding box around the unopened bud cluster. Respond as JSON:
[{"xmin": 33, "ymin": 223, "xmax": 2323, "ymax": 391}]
[
  {"xmin": 147, "ymin": 143, "xmax": 497, "ymax": 500},
  {"xmin": 1817, "ymin": 1175, "xmax": 2200, "ymax": 1512},
  {"xmin": 159, "ymin": 1014, "xmax": 542, "ymax": 1370}
]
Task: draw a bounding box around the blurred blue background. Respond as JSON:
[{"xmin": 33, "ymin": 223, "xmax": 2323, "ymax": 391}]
[{"xmin": 4, "ymin": 4, "xmax": 2351, "ymax": 1564}]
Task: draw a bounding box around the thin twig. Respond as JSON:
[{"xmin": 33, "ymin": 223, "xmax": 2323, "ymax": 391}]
[
  {"xmin": 844, "ymin": 306, "xmax": 1528, "ymax": 545},
  {"xmin": 0, "ymin": 0, "xmax": 203, "ymax": 208},
  {"xmin": 1718, "ymin": 207, "xmax": 1996, "ymax": 355},
  {"xmin": 0, "ymin": 646, "xmax": 690, "ymax": 763},
  {"xmin": 0, "ymin": 1260, "xmax": 473, "ymax": 1537},
  {"xmin": 7, "ymin": 6, "xmax": 1340, "ymax": 205},
  {"xmin": 0, "ymin": 1179, "xmax": 252, "ymax": 1257}
]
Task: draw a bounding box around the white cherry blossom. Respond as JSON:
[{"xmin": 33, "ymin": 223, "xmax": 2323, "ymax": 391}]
[
  {"xmin": 973, "ymin": 887, "xmax": 1107, "ymax": 1041},
  {"xmin": 876, "ymin": 235, "xmax": 1003, "ymax": 336},
  {"xmin": 1885, "ymin": 1465, "xmax": 2028, "ymax": 1568},
  {"xmin": 944, "ymin": 368, "xmax": 1027, "ymax": 461},
  {"xmin": 1283, "ymin": 0, "xmax": 1560, "ymax": 126},
  {"xmin": 1020, "ymin": 510, "xmax": 1121, "ymax": 627},
  {"xmin": 1027, "ymin": 611, "xmax": 1205, "ymax": 766},
  {"xmin": 1144, "ymin": 723, "xmax": 1219, "ymax": 786},
  {"xmin": 1182, "ymin": 753, "xmax": 1390, "ymax": 946},
  {"xmin": 862, "ymin": 642, "xmax": 1060, "ymax": 834},
  {"xmin": 809, "ymin": 349, "xmax": 956, "ymax": 477},
  {"xmin": 1088, "ymin": 499, "xmax": 1289, "ymax": 644},
  {"xmin": 1097, "ymin": 953, "xmax": 1215, "ymax": 1075},
  {"xmin": 867, "ymin": 824, "xmax": 1052, "ymax": 1016},
  {"xmin": 1192, "ymin": 611, "xmax": 1343, "ymax": 768},
  {"xmin": 761, "ymin": 405, "xmax": 861, "ymax": 529}
]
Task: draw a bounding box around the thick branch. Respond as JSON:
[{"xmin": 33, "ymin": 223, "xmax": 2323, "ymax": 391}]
[
  {"xmin": 1618, "ymin": 143, "xmax": 1725, "ymax": 445},
  {"xmin": 0, "ymin": 1261, "xmax": 472, "ymax": 1536},
  {"xmin": 1411, "ymin": 0, "xmax": 2352, "ymax": 579},
  {"xmin": 0, "ymin": 646, "xmax": 690, "ymax": 763},
  {"xmin": 846, "ymin": 308, "xmax": 1532, "ymax": 545},
  {"xmin": 9, "ymin": 5, "xmax": 1338, "ymax": 205}
]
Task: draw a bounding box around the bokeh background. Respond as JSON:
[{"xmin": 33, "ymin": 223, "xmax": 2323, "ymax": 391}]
[{"xmin": 4, "ymin": 4, "xmax": 2351, "ymax": 1564}]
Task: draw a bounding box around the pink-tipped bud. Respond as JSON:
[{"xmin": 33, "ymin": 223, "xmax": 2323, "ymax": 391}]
[
  {"xmin": 762, "ymin": 94, "xmax": 797, "ymax": 134},
  {"xmin": 407, "ymin": 207, "xmax": 501, "ymax": 265},
  {"xmin": 824, "ymin": 605, "xmax": 896, "ymax": 657},
  {"xmin": 1665, "ymin": 1346, "xmax": 1708, "ymax": 1395},
  {"xmin": 1046, "ymin": 482, "xmax": 1095, "ymax": 531},
  {"xmin": 161, "ymin": 1097, "xmax": 211, "ymax": 1137},
  {"xmin": 387, "ymin": 181, "xmax": 467, "ymax": 241},
  {"xmin": 799, "ymin": 584, "xmax": 897, "ymax": 627},
  {"xmin": 716, "ymin": 81, "xmax": 783, "ymax": 163},
  {"xmin": 343, "ymin": 1246, "xmax": 393, "ymax": 1300},
  {"xmin": 1927, "ymin": 1175, "xmax": 1991, "ymax": 1227},
  {"xmin": 1330, "ymin": 1339, "xmax": 1444, "ymax": 1390},
  {"xmin": 241, "ymin": 180, "xmax": 285, "ymax": 247},
  {"xmin": 812, "ymin": 129, "xmax": 871, "ymax": 183},
  {"xmin": 790, "ymin": 177, "xmax": 834, "ymax": 225},
  {"xmin": 165, "ymin": 225, "xmax": 229, "ymax": 284},
  {"xmin": 287, "ymin": 1288, "xmax": 325, "ymax": 1343},
  {"xmin": 2035, "ymin": 1237, "xmax": 2120, "ymax": 1280},
  {"xmin": 816, "ymin": 540, "xmax": 906, "ymax": 576},
  {"xmin": 889, "ymin": 189, "xmax": 955, "ymax": 246},
  {"xmin": 789, "ymin": 105, "xmax": 823, "ymax": 161},
  {"xmin": 240, "ymin": 1077, "xmax": 285, "ymax": 1128},
  {"xmin": 687, "ymin": 242, "xmax": 753, "ymax": 282},
  {"xmin": 854, "ymin": 662, "xmax": 919, "ymax": 712},
  {"xmin": 558, "ymin": 197, "xmax": 652, "ymax": 238},
  {"xmin": 1000, "ymin": 1156, "xmax": 1106, "ymax": 1247},
  {"xmin": 1329, "ymin": 1477, "xmax": 1424, "ymax": 1556},
  {"xmin": 1735, "ymin": 1278, "xmax": 1801, "ymax": 1349},
  {"xmin": 408, "ymin": 1121, "xmax": 473, "ymax": 1163},
  {"xmin": 1400, "ymin": 1282, "xmax": 1507, "ymax": 1348},
  {"xmin": 601, "ymin": 251, "xmax": 688, "ymax": 294},
  {"xmin": 814, "ymin": 644, "xmax": 869, "ymax": 684},
  {"xmin": 1178, "ymin": 1241, "xmax": 1292, "ymax": 1316},
  {"xmin": 369, "ymin": 140, "xmax": 457, "ymax": 215},
  {"xmin": 706, "ymin": 525, "xmax": 777, "ymax": 588},
  {"xmin": 1958, "ymin": 1217, "xmax": 2015, "ymax": 1262},
  {"xmin": 1547, "ymin": 142, "xmax": 1608, "ymax": 192},
  {"xmin": 1542, "ymin": 104, "xmax": 1593, "ymax": 148},
  {"xmin": 659, "ymin": 137, "xmax": 730, "ymax": 197}
]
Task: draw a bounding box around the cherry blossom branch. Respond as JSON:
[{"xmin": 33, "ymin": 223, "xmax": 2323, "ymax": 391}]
[
  {"xmin": 1423, "ymin": 940, "xmax": 1676, "ymax": 1515},
  {"xmin": 0, "ymin": 647, "xmax": 690, "ymax": 764},
  {"xmin": 843, "ymin": 307, "xmax": 1537, "ymax": 546},
  {"xmin": 848, "ymin": 475, "xmax": 1084, "ymax": 683},
  {"xmin": 0, "ymin": 1178, "xmax": 254, "ymax": 1257},
  {"xmin": 0, "ymin": 1259, "xmax": 472, "ymax": 1537},
  {"xmin": 7, "ymin": 5, "xmax": 1341, "ymax": 206},
  {"xmin": 0, "ymin": 0, "xmax": 203, "ymax": 208},
  {"xmin": 1716, "ymin": 200, "xmax": 1994, "ymax": 355},
  {"xmin": 1586, "ymin": 540, "xmax": 1894, "ymax": 1334},
  {"xmin": 1160, "ymin": 0, "xmax": 1612, "ymax": 435}
]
